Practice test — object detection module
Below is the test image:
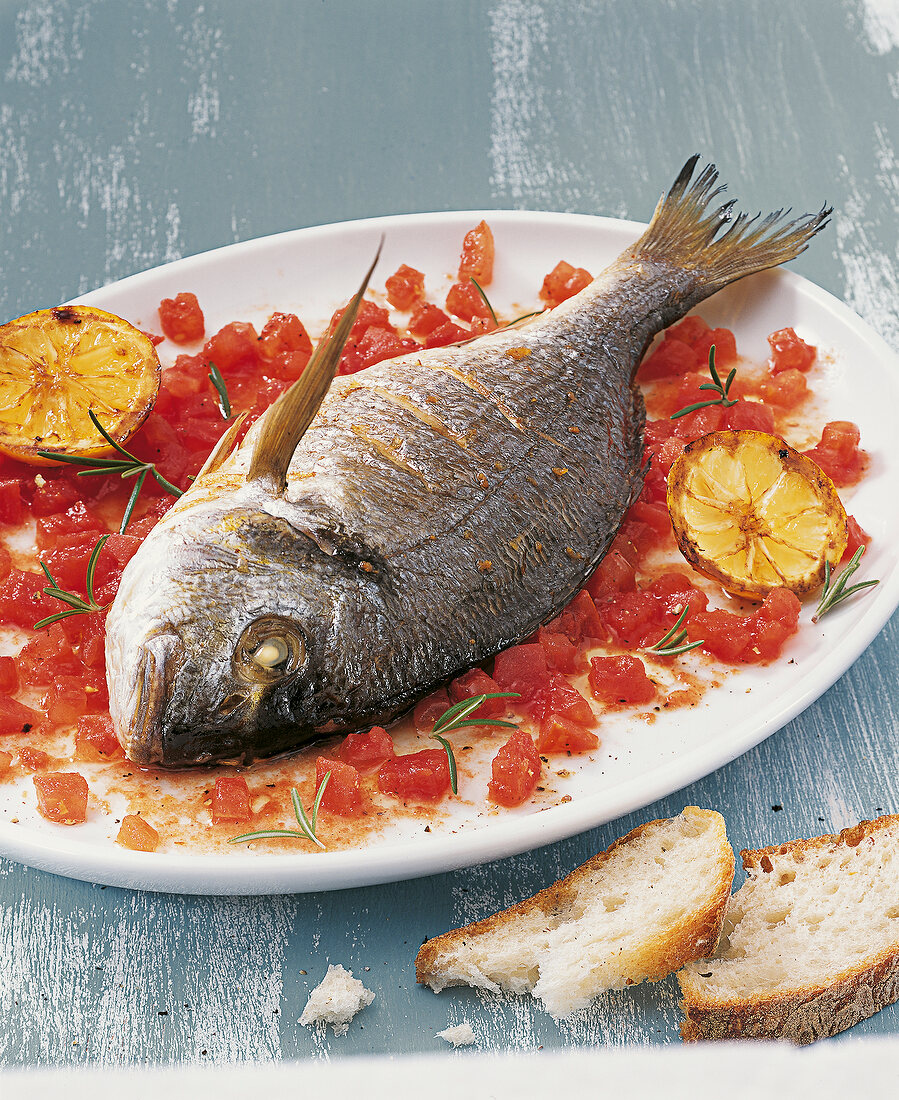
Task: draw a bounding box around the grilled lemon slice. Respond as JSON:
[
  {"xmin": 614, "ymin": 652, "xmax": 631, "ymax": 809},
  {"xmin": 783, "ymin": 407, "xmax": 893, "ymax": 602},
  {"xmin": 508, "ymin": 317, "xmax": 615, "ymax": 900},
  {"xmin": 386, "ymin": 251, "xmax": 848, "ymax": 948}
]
[
  {"xmin": 667, "ymin": 429, "xmax": 848, "ymax": 600},
  {"xmin": 0, "ymin": 305, "xmax": 160, "ymax": 465}
]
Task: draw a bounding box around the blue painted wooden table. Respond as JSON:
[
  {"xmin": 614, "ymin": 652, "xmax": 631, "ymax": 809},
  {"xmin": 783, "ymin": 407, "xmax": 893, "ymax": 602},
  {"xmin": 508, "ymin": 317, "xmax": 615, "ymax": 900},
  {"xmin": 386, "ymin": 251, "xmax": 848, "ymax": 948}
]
[{"xmin": 1, "ymin": 0, "xmax": 897, "ymax": 1066}]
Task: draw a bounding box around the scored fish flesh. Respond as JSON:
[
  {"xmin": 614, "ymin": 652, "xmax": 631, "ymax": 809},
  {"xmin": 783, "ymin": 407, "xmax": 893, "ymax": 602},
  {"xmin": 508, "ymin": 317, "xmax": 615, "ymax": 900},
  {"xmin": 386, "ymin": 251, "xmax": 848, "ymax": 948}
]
[{"xmin": 105, "ymin": 157, "xmax": 829, "ymax": 766}]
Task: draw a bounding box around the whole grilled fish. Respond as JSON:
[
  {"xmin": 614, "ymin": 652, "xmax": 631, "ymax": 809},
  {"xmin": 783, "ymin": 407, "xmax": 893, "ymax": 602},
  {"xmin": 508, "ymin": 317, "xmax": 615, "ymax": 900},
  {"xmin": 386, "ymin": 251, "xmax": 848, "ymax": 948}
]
[{"xmin": 106, "ymin": 158, "xmax": 829, "ymax": 766}]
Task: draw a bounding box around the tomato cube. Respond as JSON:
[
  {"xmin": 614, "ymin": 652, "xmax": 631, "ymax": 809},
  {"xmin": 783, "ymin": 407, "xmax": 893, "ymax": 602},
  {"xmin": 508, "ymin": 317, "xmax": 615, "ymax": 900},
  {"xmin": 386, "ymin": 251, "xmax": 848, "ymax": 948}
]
[
  {"xmin": 211, "ymin": 775, "xmax": 251, "ymax": 824},
  {"xmin": 338, "ymin": 725, "xmax": 395, "ymax": 772},
  {"xmin": 0, "ymin": 694, "xmax": 41, "ymax": 736},
  {"xmin": 19, "ymin": 747, "xmax": 49, "ymax": 771},
  {"xmin": 74, "ymin": 715, "xmax": 122, "ymax": 762},
  {"xmin": 536, "ymin": 627, "xmax": 580, "ymax": 674},
  {"xmin": 692, "ymin": 327, "xmax": 738, "ymax": 368},
  {"xmin": 544, "ymin": 674, "xmax": 595, "ymax": 727},
  {"xmin": 487, "ymin": 729, "xmax": 541, "ymax": 807},
  {"xmin": 34, "ymin": 772, "xmax": 88, "ymax": 824},
  {"xmin": 413, "ymin": 688, "xmax": 451, "ymax": 733},
  {"xmin": 448, "ymin": 668, "xmax": 507, "ymax": 718},
  {"xmin": 422, "ymin": 320, "xmax": 470, "ymax": 349},
  {"xmin": 638, "ymin": 338, "xmax": 698, "ymax": 382},
  {"xmin": 726, "ymin": 400, "xmax": 775, "ymax": 434},
  {"xmin": 204, "ymin": 321, "xmax": 260, "ymax": 376},
  {"xmin": 589, "ymin": 655, "xmax": 657, "ymax": 705},
  {"xmin": 492, "ymin": 643, "xmax": 550, "ymax": 714},
  {"xmin": 0, "ymin": 656, "xmax": 17, "ymax": 694},
  {"xmin": 539, "ymin": 260, "xmax": 593, "ymax": 308},
  {"xmin": 445, "ymin": 281, "xmax": 493, "ymax": 323},
  {"xmin": 385, "ymin": 265, "xmax": 425, "ymax": 311},
  {"xmin": 117, "ymin": 814, "xmax": 160, "ymax": 852},
  {"xmin": 554, "ymin": 590, "xmax": 605, "ymax": 646},
  {"xmin": 407, "ymin": 303, "xmax": 450, "ymax": 337},
  {"xmin": 767, "ymin": 327, "xmax": 816, "ymax": 373},
  {"xmin": 378, "ymin": 748, "xmax": 451, "ymax": 801},
  {"xmin": 0, "ymin": 479, "xmax": 25, "ymax": 526},
  {"xmin": 159, "ymin": 292, "xmax": 205, "ymax": 344},
  {"xmin": 317, "ymin": 756, "xmax": 362, "ymax": 815},
  {"xmin": 537, "ymin": 712, "xmax": 599, "ymax": 754},
  {"xmin": 843, "ymin": 515, "xmax": 871, "ymax": 561},
  {"xmin": 258, "ymin": 312, "xmax": 313, "ymax": 362},
  {"xmin": 458, "ymin": 220, "xmax": 495, "ymax": 285},
  {"xmin": 0, "ymin": 750, "xmax": 11, "ymax": 773}
]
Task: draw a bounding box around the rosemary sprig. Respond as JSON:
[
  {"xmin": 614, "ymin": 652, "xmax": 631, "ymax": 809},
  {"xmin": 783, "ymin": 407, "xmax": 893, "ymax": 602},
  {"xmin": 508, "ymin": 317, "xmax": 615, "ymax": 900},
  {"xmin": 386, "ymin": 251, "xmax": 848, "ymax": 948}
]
[
  {"xmin": 429, "ymin": 692, "xmax": 520, "ymax": 797},
  {"xmin": 670, "ymin": 345, "xmax": 738, "ymax": 420},
  {"xmin": 643, "ymin": 605, "xmax": 704, "ymax": 656},
  {"xmin": 208, "ymin": 362, "xmax": 232, "ymax": 419},
  {"xmin": 229, "ymin": 772, "xmax": 331, "ymax": 849},
  {"xmin": 35, "ymin": 533, "xmax": 110, "ymax": 628},
  {"xmin": 813, "ymin": 547, "xmax": 879, "ymax": 622},
  {"xmin": 432, "ymin": 692, "xmax": 519, "ymax": 735},
  {"xmin": 430, "ymin": 732, "xmax": 458, "ymax": 795},
  {"xmin": 470, "ymin": 277, "xmax": 499, "ymax": 326},
  {"xmin": 37, "ymin": 410, "xmax": 183, "ymax": 533}
]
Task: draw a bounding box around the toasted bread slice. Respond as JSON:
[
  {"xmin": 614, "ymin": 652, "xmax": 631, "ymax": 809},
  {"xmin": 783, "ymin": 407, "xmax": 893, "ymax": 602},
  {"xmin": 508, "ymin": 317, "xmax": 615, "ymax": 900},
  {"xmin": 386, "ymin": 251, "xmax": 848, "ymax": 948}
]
[
  {"xmin": 678, "ymin": 815, "xmax": 899, "ymax": 1043},
  {"xmin": 416, "ymin": 806, "xmax": 734, "ymax": 1018}
]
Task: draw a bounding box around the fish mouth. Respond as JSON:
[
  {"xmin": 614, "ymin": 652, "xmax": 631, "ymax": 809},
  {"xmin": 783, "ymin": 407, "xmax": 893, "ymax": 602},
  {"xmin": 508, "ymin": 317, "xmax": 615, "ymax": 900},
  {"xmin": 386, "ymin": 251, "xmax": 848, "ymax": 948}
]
[{"xmin": 123, "ymin": 631, "xmax": 183, "ymax": 765}]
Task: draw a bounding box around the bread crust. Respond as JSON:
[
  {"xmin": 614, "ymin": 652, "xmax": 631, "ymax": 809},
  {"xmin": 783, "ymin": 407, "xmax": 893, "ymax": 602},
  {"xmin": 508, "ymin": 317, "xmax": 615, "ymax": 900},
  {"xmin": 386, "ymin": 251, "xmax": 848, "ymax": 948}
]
[
  {"xmin": 416, "ymin": 807, "xmax": 734, "ymax": 995},
  {"xmin": 679, "ymin": 815, "xmax": 899, "ymax": 1044}
]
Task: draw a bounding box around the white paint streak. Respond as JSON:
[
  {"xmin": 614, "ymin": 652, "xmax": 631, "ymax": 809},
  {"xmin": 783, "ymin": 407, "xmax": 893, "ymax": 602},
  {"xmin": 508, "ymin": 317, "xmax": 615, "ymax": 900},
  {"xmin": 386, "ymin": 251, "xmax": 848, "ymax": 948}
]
[
  {"xmin": 177, "ymin": 5, "xmax": 224, "ymax": 139},
  {"xmin": 857, "ymin": 0, "xmax": 899, "ymax": 54},
  {"xmin": 834, "ymin": 148, "xmax": 899, "ymax": 353},
  {"xmin": 165, "ymin": 203, "xmax": 183, "ymax": 263},
  {"xmin": 4, "ymin": 0, "xmax": 89, "ymax": 86},
  {"xmin": 488, "ymin": 1, "xmax": 554, "ymax": 205}
]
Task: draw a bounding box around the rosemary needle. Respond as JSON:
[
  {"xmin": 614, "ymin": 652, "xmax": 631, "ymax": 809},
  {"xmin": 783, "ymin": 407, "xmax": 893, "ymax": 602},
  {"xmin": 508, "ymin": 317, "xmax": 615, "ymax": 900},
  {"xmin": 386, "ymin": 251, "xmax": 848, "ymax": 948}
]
[
  {"xmin": 35, "ymin": 533, "xmax": 110, "ymax": 629},
  {"xmin": 644, "ymin": 605, "xmax": 704, "ymax": 657},
  {"xmin": 670, "ymin": 345, "xmax": 738, "ymax": 420},
  {"xmin": 229, "ymin": 772, "xmax": 331, "ymax": 849},
  {"xmin": 813, "ymin": 546, "xmax": 879, "ymax": 622}
]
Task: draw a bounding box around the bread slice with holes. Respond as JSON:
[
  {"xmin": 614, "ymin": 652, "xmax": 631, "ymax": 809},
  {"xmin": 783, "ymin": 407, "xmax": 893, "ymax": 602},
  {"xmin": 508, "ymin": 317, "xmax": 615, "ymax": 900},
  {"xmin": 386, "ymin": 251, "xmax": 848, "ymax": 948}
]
[
  {"xmin": 678, "ymin": 815, "xmax": 899, "ymax": 1043},
  {"xmin": 415, "ymin": 806, "xmax": 734, "ymax": 1018}
]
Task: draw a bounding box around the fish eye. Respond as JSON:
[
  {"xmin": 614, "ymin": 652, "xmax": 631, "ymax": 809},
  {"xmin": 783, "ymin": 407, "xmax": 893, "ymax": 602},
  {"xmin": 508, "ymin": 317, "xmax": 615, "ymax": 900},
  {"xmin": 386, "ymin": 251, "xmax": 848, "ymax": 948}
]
[{"xmin": 233, "ymin": 615, "xmax": 306, "ymax": 684}]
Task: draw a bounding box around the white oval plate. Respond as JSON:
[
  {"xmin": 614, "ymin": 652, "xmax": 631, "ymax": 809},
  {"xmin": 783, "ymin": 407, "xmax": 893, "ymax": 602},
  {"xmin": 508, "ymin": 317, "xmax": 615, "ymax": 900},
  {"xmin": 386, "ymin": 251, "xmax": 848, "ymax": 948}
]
[{"xmin": 1, "ymin": 210, "xmax": 898, "ymax": 895}]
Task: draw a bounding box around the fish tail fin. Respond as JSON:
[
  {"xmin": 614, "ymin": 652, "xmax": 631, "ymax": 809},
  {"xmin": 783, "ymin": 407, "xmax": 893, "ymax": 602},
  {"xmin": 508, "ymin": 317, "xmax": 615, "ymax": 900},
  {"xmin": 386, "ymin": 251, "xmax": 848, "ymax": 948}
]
[{"xmin": 634, "ymin": 155, "xmax": 831, "ymax": 293}]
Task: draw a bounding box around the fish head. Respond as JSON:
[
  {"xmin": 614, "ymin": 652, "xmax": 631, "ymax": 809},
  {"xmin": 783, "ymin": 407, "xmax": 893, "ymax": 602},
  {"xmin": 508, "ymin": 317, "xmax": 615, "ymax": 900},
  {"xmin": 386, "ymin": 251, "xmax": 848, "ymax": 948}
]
[{"xmin": 106, "ymin": 498, "xmax": 352, "ymax": 767}]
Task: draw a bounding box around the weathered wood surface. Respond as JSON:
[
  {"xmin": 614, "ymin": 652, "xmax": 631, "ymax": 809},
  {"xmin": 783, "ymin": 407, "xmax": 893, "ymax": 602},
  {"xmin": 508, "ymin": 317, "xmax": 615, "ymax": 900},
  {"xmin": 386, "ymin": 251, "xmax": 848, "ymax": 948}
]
[{"xmin": 0, "ymin": 0, "xmax": 897, "ymax": 1065}]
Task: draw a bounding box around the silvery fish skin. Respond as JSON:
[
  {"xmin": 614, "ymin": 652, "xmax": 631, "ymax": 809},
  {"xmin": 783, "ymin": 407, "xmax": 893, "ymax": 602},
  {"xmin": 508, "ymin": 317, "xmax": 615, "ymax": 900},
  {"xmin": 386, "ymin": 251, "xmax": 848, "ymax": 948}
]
[{"xmin": 105, "ymin": 159, "xmax": 829, "ymax": 766}]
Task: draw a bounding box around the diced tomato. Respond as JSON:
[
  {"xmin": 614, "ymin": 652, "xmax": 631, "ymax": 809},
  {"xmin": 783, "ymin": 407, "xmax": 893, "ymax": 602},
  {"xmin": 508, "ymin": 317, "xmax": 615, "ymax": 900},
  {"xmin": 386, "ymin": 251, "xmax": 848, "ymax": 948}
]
[
  {"xmin": 692, "ymin": 591, "xmax": 800, "ymax": 665},
  {"xmin": 553, "ymin": 589, "xmax": 605, "ymax": 646},
  {"xmin": 589, "ymin": 654, "xmax": 657, "ymax": 705},
  {"xmin": 726, "ymin": 399, "xmax": 775, "ymax": 434},
  {"xmin": 34, "ymin": 772, "xmax": 88, "ymax": 823},
  {"xmin": 407, "ymin": 303, "xmax": 450, "ymax": 337},
  {"xmin": 30, "ymin": 475, "xmax": 81, "ymax": 517},
  {"xmin": 349, "ymin": 326, "xmax": 418, "ymax": 371},
  {"xmin": 458, "ymin": 220, "xmax": 495, "ymax": 285},
  {"xmin": 758, "ymin": 367, "xmax": 808, "ymax": 409},
  {"xmin": 638, "ymin": 338, "xmax": 699, "ymax": 382},
  {"xmin": 544, "ymin": 674, "xmax": 595, "ymax": 727},
  {"xmin": 35, "ymin": 501, "xmax": 106, "ymax": 551},
  {"xmin": 670, "ymin": 402, "xmax": 726, "ymax": 441},
  {"xmin": 749, "ymin": 589, "xmax": 801, "ymax": 661},
  {"xmin": 767, "ymin": 327, "xmax": 816, "ymax": 373},
  {"xmin": 0, "ymin": 750, "xmax": 11, "ymax": 773},
  {"xmin": 74, "ymin": 715, "xmax": 122, "ymax": 762},
  {"xmin": 338, "ymin": 725, "xmax": 395, "ymax": 772},
  {"xmin": 626, "ymin": 499, "xmax": 671, "ymax": 537},
  {"xmin": 317, "ymin": 756, "xmax": 362, "ymax": 815},
  {"xmin": 586, "ymin": 550, "xmax": 637, "ymax": 601},
  {"xmin": 492, "ymin": 643, "xmax": 551, "ymax": 716},
  {"xmin": 117, "ymin": 814, "xmax": 160, "ymax": 852},
  {"xmin": 692, "ymin": 327, "xmax": 738, "ymax": 369},
  {"xmin": 0, "ymin": 480, "xmax": 25, "ymax": 526},
  {"xmin": 691, "ymin": 608, "xmax": 754, "ymax": 663},
  {"xmin": 378, "ymin": 748, "xmax": 451, "ymax": 801},
  {"xmin": 413, "ymin": 688, "xmax": 451, "ymax": 733},
  {"xmin": 211, "ymin": 775, "xmax": 251, "ymax": 824},
  {"xmin": 0, "ymin": 695, "xmax": 42, "ymax": 736},
  {"xmin": 422, "ymin": 320, "xmax": 470, "ymax": 349},
  {"xmin": 843, "ymin": 515, "xmax": 871, "ymax": 561},
  {"xmin": 385, "ymin": 264, "xmax": 425, "ymax": 310},
  {"xmin": 537, "ymin": 712, "xmax": 599, "ymax": 754},
  {"xmin": 536, "ymin": 627, "xmax": 580, "ymax": 674},
  {"xmin": 19, "ymin": 747, "xmax": 49, "ymax": 771},
  {"xmin": 445, "ymin": 281, "xmax": 493, "ymax": 323},
  {"xmin": 158, "ymin": 292, "xmax": 205, "ymax": 344},
  {"xmin": 0, "ymin": 656, "xmax": 17, "ymax": 694},
  {"xmin": 162, "ymin": 354, "xmax": 206, "ymax": 399},
  {"xmin": 448, "ymin": 668, "xmax": 507, "ymax": 718},
  {"xmin": 487, "ymin": 729, "xmax": 541, "ymax": 807},
  {"xmin": 803, "ymin": 421, "xmax": 869, "ymax": 487},
  {"xmin": 469, "ymin": 315, "xmax": 499, "ymax": 336},
  {"xmin": 666, "ymin": 315, "xmax": 711, "ymax": 347},
  {"xmin": 42, "ymin": 675, "xmax": 88, "ymax": 727},
  {"xmin": 539, "ymin": 260, "xmax": 593, "ymax": 308},
  {"xmin": 258, "ymin": 312, "xmax": 313, "ymax": 366},
  {"xmin": 203, "ymin": 321, "xmax": 260, "ymax": 376}
]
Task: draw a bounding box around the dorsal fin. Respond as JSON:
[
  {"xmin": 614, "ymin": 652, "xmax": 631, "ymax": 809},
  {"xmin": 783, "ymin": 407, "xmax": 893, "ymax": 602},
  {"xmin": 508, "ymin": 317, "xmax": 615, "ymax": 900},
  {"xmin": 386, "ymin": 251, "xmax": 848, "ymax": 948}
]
[{"xmin": 246, "ymin": 243, "xmax": 381, "ymax": 494}]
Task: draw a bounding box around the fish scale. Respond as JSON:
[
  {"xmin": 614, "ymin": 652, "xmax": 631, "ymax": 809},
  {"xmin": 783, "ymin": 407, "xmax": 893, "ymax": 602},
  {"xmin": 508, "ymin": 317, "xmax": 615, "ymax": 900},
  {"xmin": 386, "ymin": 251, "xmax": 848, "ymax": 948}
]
[{"xmin": 105, "ymin": 158, "xmax": 831, "ymax": 765}]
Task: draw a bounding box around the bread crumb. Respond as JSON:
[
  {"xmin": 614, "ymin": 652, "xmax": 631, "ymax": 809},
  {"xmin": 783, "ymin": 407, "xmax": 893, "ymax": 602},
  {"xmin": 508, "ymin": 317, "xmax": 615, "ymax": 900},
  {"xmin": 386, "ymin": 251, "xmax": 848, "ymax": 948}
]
[
  {"xmin": 299, "ymin": 964, "xmax": 374, "ymax": 1035},
  {"xmin": 436, "ymin": 1022, "xmax": 476, "ymax": 1047}
]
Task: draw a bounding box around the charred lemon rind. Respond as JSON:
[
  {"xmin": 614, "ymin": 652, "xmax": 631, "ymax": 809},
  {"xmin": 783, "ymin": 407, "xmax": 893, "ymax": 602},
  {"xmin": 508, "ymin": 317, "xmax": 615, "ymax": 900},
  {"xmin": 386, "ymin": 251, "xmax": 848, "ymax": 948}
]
[
  {"xmin": 0, "ymin": 305, "xmax": 160, "ymax": 466},
  {"xmin": 667, "ymin": 429, "xmax": 848, "ymax": 602}
]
